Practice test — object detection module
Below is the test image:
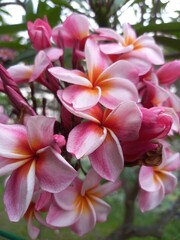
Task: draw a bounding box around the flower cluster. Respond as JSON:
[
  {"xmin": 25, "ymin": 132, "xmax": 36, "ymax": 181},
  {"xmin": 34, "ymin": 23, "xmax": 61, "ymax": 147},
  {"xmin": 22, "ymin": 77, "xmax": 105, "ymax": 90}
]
[{"xmin": 0, "ymin": 13, "xmax": 180, "ymax": 239}]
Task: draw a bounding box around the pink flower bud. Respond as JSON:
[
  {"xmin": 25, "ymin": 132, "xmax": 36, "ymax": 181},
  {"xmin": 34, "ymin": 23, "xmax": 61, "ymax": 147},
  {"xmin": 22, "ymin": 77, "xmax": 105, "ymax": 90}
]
[{"xmin": 27, "ymin": 18, "xmax": 52, "ymax": 50}]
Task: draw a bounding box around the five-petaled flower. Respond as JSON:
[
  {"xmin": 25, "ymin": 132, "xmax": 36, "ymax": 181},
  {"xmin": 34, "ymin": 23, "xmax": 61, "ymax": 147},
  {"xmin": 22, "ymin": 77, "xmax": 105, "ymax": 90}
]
[
  {"xmin": 0, "ymin": 115, "xmax": 77, "ymax": 221},
  {"xmin": 49, "ymin": 38, "xmax": 139, "ymax": 111},
  {"xmin": 139, "ymin": 144, "xmax": 180, "ymax": 212},
  {"xmin": 46, "ymin": 168, "xmax": 121, "ymax": 236}
]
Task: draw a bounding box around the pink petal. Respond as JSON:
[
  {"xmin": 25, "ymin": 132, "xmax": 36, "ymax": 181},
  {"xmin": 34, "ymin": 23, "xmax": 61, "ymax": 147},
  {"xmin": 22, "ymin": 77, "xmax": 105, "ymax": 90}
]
[
  {"xmin": 44, "ymin": 47, "xmax": 63, "ymax": 62},
  {"xmin": 0, "ymin": 123, "xmax": 32, "ymax": 159},
  {"xmin": 85, "ymin": 38, "xmax": 109, "ymax": 83},
  {"xmin": 61, "ymin": 85, "xmax": 101, "ymax": 110},
  {"xmin": 54, "ymin": 178, "xmax": 82, "ymax": 210},
  {"xmin": 159, "ymin": 171, "xmax": 177, "ymax": 195},
  {"xmin": 63, "ymin": 13, "xmax": 89, "ymax": 40},
  {"xmin": 139, "ymin": 186, "xmax": 165, "ymax": 212},
  {"xmin": 89, "ymin": 130, "xmax": 124, "ymax": 182},
  {"xmin": 81, "ymin": 169, "xmax": 102, "ymax": 195},
  {"xmin": 139, "ymin": 107, "xmax": 172, "ymax": 140},
  {"xmin": 156, "ymin": 60, "xmax": 180, "ymax": 85},
  {"xmin": 91, "ymin": 196, "xmax": 111, "ymax": 222},
  {"xmin": 36, "ymin": 147, "xmax": 77, "ymax": 193},
  {"xmin": 135, "ymin": 35, "xmax": 164, "ymax": 65},
  {"xmin": 123, "ymin": 23, "xmax": 137, "ymax": 41},
  {"xmin": 139, "ymin": 166, "xmax": 161, "ymax": 192},
  {"xmin": 163, "ymin": 152, "xmax": 180, "ymax": 171},
  {"xmin": 166, "ymin": 90, "xmax": 180, "ymax": 113},
  {"xmin": 67, "ymin": 122, "xmax": 107, "ymax": 159},
  {"xmin": 46, "ymin": 200, "xmax": 79, "ymax": 227},
  {"xmin": 27, "ymin": 213, "xmax": 40, "ymax": 240},
  {"xmin": 58, "ymin": 90, "xmax": 103, "ymax": 123},
  {"xmin": 99, "ymin": 78, "xmax": 138, "ymax": 109},
  {"xmin": 26, "ymin": 115, "xmax": 55, "ymax": 151},
  {"xmin": 35, "ymin": 191, "xmax": 52, "ymax": 211},
  {"xmin": 30, "ymin": 51, "xmax": 51, "ymax": 82},
  {"xmin": 8, "ymin": 64, "xmax": 33, "ymax": 83},
  {"xmin": 143, "ymin": 81, "xmax": 169, "ymax": 106},
  {"xmin": 96, "ymin": 27, "xmax": 123, "ymax": 42},
  {"xmin": 100, "ymin": 43, "xmax": 133, "ymax": 55},
  {"xmin": 119, "ymin": 51, "xmax": 151, "ymax": 75},
  {"xmin": 48, "ymin": 67, "xmax": 91, "ymax": 87},
  {"xmin": 0, "ymin": 157, "xmax": 30, "ymax": 176},
  {"xmin": 97, "ymin": 60, "xmax": 139, "ymax": 85},
  {"xmin": 71, "ymin": 198, "xmax": 96, "ymax": 236},
  {"xmin": 94, "ymin": 180, "xmax": 122, "ymax": 197},
  {"xmin": 104, "ymin": 101, "xmax": 142, "ymax": 141},
  {"xmin": 4, "ymin": 161, "xmax": 35, "ymax": 221}
]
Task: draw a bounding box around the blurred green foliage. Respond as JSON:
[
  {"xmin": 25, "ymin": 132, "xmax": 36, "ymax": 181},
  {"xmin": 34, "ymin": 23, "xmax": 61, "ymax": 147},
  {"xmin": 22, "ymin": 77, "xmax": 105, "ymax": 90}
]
[{"xmin": 0, "ymin": 0, "xmax": 180, "ymax": 68}]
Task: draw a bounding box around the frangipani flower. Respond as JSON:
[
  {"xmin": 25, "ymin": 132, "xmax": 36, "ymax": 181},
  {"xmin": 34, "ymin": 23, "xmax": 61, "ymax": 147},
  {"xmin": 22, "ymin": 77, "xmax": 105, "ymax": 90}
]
[
  {"xmin": 52, "ymin": 13, "xmax": 90, "ymax": 49},
  {"xmin": 0, "ymin": 115, "xmax": 77, "ymax": 222},
  {"xmin": 49, "ymin": 38, "xmax": 139, "ymax": 110},
  {"xmin": 46, "ymin": 169, "xmax": 121, "ymax": 236},
  {"xmin": 58, "ymin": 91, "xmax": 142, "ymax": 181},
  {"xmin": 98, "ymin": 23, "xmax": 164, "ymax": 74},
  {"xmin": 139, "ymin": 145, "xmax": 180, "ymax": 212}
]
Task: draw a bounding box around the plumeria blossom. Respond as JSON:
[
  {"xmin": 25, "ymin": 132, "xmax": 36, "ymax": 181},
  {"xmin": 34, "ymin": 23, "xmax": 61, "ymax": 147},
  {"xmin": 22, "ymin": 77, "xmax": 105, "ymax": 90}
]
[
  {"xmin": 139, "ymin": 144, "xmax": 180, "ymax": 212},
  {"xmin": 58, "ymin": 91, "xmax": 142, "ymax": 181},
  {"xmin": 52, "ymin": 13, "xmax": 90, "ymax": 49},
  {"xmin": 49, "ymin": 38, "xmax": 139, "ymax": 111},
  {"xmin": 0, "ymin": 115, "xmax": 77, "ymax": 221},
  {"xmin": 97, "ymin": 23, "xmax": 164, "ymax": 74},
  {"xmin": 46, "ymin": 169, "xmax": 121, "ymax": 236}
]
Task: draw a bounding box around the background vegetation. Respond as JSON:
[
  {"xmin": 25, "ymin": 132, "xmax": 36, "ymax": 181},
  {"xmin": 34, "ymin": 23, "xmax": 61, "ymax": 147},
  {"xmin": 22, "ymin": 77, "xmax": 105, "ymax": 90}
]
[{"xmin": 0, "ymin": 1, "xmax": 179, "ymax": 240}]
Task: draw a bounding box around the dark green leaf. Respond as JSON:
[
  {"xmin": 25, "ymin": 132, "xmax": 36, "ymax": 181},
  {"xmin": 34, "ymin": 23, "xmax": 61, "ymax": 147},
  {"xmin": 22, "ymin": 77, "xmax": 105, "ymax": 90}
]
[
  {"xmin": 155, "ymin": 36, "xmax": 180, "ymax": 51},
  {"xmin": 135, "ymin": 22, "xmax": 180, "ymax": 35},
  {"xmin": 0, "ymin": 24, "xmax": 27, "ymax": 35},
  {"xmin": 11, "ymin": 48, "xmax": 36, "ymax": 65},
  {"xmin": 50, "ymin": 0, "xmax": 80, "ymax": 12},
  {"xmin": 0, "ymin": 41, "xmax": 26, "ymax": 50}
]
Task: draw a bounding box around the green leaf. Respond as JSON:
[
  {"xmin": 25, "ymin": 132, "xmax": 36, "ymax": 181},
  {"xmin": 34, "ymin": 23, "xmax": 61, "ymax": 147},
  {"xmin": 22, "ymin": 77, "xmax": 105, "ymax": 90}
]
[
  {"xmin": 155, "ymin": 36, "xmax": 180, "ymax": 51},
  {"xmin": 45, "ymin": 6, "xmax": 61, "ymax": 27},
  {"xmin": 0, "ymin": 24, "xmax": 27, "ymax": 35},
  {"xmin": 0, "ymin": 41, "xmax": 26, "ymax": 50},
  {"xmin": 25, "ymin": 0, "xmax": 34, "ymax": 15},
  {"xmin": 135, "ymin": 22, "xmax": 180, "ymax": 35},
  {"xmin": 11, "ymin": 48, "xmax": 36, "ymax": 65}
]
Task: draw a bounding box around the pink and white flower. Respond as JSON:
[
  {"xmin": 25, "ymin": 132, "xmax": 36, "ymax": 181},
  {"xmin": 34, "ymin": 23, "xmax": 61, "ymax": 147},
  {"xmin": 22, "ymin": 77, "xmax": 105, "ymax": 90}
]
[
  {"xmin": 49, "ymin": 38, "xmax": 139, "ymax": 110},
  {"xmin": 0, "ymin": 115, "xmax": 77, "ymax": 221},
  {"xmin": 46, "ymin": 168, "xmax": 121, "ymax": 236},
  {"xmin": 139, "ymin": 145, "xmax": 180, "ymax": 212},
  {"xmin": 58, "ymin": 92, "xmax": 142, "ymax": 181},
  {"xmin": 97, "ymin": 23, "xmax": 164, "ymax": 75}
]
